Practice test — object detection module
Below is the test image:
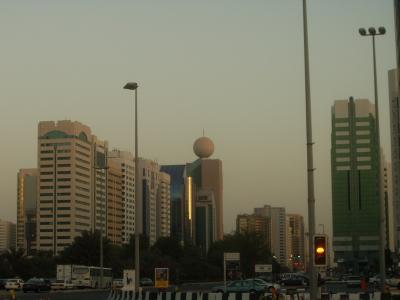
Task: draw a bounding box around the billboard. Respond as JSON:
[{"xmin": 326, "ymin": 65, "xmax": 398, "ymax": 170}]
[
  {"xmin": 155, "ymin": 268, "xmax": 169, "ymax": 288},
  {"xmin": 123, "ymin": 269, "xmax": 135, "ymax": 291}
]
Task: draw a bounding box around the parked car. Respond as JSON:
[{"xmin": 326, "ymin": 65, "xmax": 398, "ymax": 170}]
[
  {"xmin": 5, "ymin": 278, "xmax": 24, "ymax": 291},
  {"xmin": 386, "ymin": 276, "xmax": 400, "ymax": 288},
  {"xmin": 211, "ymin": 279, "xmax": 267, "ymax": 293},
  {"xmin": 246, "ymin": 278, "xmax": 280, "ymax": 292},
  {"xmin": 140, "ymin": 278, "xmax": 153, "ymax": 287},
  {"xmin": 343, "ymin": 275, "xmax": 361, "ymax": 288},
  {"xmin": 279, "ymin": 274, "xmax": 309, "ymax": 287},
  {"xmin": 0, "ymin": 279, "xmax": 7, "ymax": 290},
  {"xmin": 51, "ymin": 279, "xmax": 75, "ymax": 290},
  {"xmin": 22, "ymin": 278, "xmax": 51, "ymax": 293},
  {"xmin": 112, "ymin": 278, "xmax": 123, "ymax": 289}
]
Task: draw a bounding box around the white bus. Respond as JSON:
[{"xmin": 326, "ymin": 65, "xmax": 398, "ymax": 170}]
[{"xmin": 58, "ymin": 265, "xmax": 112, "ymax": 289}]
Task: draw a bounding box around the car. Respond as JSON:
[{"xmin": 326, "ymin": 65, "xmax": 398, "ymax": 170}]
[
  {"xmin": 0, "ymin": 279, "xmax": 7, "ymax": 290},
  {"xmin": 51, "ymin": 279, "xmax": 75, "ymax": 290},
  {"xmin": 211, "ymin": 279, "xmax": 268, "ymax": 293},
  {"xmin": 344, "ymin": 275, "xmax": 361, "ymax": 288},
  {"xmin": 22, "ymin": 278, "xmax": 51, "ymax": 293},
  {"xmin": 386, "ymin": 276, "xmax": 400, "ymax": 288},
  {"xmin": 5, "ymin": 278, "xmax": 24, "ymax": 291},
  {"xmin": 279, "ymin": 274, "xmax": 309, "ymax": 287},
  {"xmin": 246, "ymin": 278, "xmax": 280, "ymax": 292},
  {"xmin": 112, "ymin": 278, "xmax": 123, "ymax": 289},
  {"xmin": 140, "ymin": 277, "xmax": 153, "ymax": 287}
]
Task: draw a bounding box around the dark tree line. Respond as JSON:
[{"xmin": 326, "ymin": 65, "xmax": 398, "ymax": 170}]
[{"xmin": 1, "ymin": 231, "xmax": 282, "ymax": 282}]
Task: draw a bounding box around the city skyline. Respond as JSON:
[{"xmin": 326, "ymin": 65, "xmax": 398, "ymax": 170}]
[{"xmin": 0, "ymin": 1, "xmax": 396, "ymax": 237}]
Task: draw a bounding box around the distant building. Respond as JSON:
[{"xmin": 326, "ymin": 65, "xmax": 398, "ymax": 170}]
[
  {"xmin": 106, "ymin": 159, "xmax": 123, "ymax": 245},
  {"xmin": 254, "ymin": 205, "xmax": 286, "ymax": 265},
  {"xmin": 286, "ymin": 214, "xmax": 305, "ymax": 271},
  {"xmin": 17, "ymin": 168, "xmax": 38, "ymax": 254},
  {"xmin": 138, "ymin": 159, "xmax": 171, "ymax": 245},
  {"xmin": 160, "ymin": 165, "xmax": 186, "ymax": 243},
  {"xmin": 108, "ymin": 150, "xmax": 135, "ymax": 244},
  {"xmin": 185, "ymin": 136, "xmax": 223, "ymax": 254},
  {"xmin": 331, "ymin": 98, "xmax": 380, "ymax": 272},
  {"xmin": 236, "ymin": 214, "xmax": 271, "ymax": 249},
  {"xmin": 36, "ymin": 120, "xmax": 108, "ymax": 254},
  {"xmin": 0, "ymin": 220, "xmax": 16, "ymax": 253}
]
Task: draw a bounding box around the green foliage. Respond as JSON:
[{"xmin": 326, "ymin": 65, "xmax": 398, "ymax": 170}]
[{"xmin": 5, "ymin": 230, "xmax": 283, "ymax": 282}]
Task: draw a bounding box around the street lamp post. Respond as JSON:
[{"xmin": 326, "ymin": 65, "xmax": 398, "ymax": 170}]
[
  {"xmin": 301, "ymin": 1, "xmax": 317, "ymax": 299},
  {"xmin": 124, "ymin": 82, "xmax": 140, "ymax": 291},
  {"xmin": 358, "ymin": 26, "xmax": 386, "ymax": 293}
]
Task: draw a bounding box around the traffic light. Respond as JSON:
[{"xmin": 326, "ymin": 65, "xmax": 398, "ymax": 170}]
[{"xmin": 313, "ymin": 235, "xmax": 327, "ymax": 266}]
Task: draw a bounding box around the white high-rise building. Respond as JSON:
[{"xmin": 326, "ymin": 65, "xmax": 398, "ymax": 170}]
[
  {"xmin": 138, "ymin": 159, "xmax": 171, "ymax": 245},
  {"xmin": 37, "ymin": 120, "xmax": 108, "ymax": 254},
  {"xmin": 254, "ymin": 205, "xmax": 287, "ymax": 265},
  {"xmin": 0, "ymin": 219, "xmax": 16, "ymax": 253},
  {"xmin": 108, "ymin": 150, "xmax": 135, "ymax": 244}
]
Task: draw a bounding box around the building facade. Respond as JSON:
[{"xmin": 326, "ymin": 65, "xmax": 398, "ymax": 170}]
[
  {"xmin": 236, "ymin": 214, "xmax": 271, "ymax": 249},
  {"xmin": 286, "ymin": 214, "xmax": 305, "ymax": 271},
  {"xmin": 331, "ymin": 98, "xmax": 380, "ymax": 271},
  {"xmin": 0, "ymin": 220, "xmax": 16, "ymax": 253},
  {"xmin": 36, "ymin": 120, "xmax": 107, "ymax": 254},
  {"xmin": 108, "ymin": 150, "xmax": 135, "ymax": 244},
  {"xmin": 254, "ymin": 205, "xmax": 287, "ymax": 265},
  {"xmin": 160, "ymin": 165, "xmax": 186, "ymax": 243},
  {"xmin": 17, "ymin": 168, "xmax": 38, "ymax": 254}
]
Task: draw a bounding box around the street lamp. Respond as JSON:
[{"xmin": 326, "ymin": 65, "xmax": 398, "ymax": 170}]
[
  {"xmin": 358, "ymin": 26, "xmax": 386, "ymax": 293},
  {"xmin": 124, "ymin": 82, "xmax": 140, "ymax": 291},
  {"xmin": 301, "ymin": 1, "xmax": 317, "ymax": 299}
]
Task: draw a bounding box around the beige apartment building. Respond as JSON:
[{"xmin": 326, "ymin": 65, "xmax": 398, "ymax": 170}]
[
  {"xmin": 37, "ymin": 120, "xmax": 108, "ymax": 254},
  {"xmin": 17, "ymin": 168, "xmax": 38, "ymax": 254},
  {"xmin": 108, "ymin": 150, "xmax": 135, "ymax": 244}
]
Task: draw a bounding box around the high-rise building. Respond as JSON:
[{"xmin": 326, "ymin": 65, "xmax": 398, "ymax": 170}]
[
  {"xmin": 106, "ymin": 159, "xmax": 123, "ymax": 245},
  {"xmin": 254, "ymin": 205, "xmax": 287, "ymax": 265},
  {"xmin": 17, "ymin": 168, "xmax": 38, "ymax": 254},
  {"xmin": 331, "ymin": 98, "xmax": 380, "ymax": 271},
  {"xmin": 383, "ymin": 159, "xmax": 394, "ymax": 251},
  {"xmin": 108, "ymin": 150, "xmax": 135, "ymax": 244},
  {"xmin": 138, "ymin": 159, "xmax": 171, "ymax": 245},
  {"xmin": 160, "ymin": 165, "xmax": 186, "ymax": 243},
  {"xmin": 236, "ymin": 214, "xmax": 271, "ymax": 249},
  {"xmin": 37, "ymin": 120, "xmax": 107, "ymax": 254},
  {"xmin": 389, "ymin": 69, "xmax": 400, "ymax": 251},
  {"xmin": 286, "ymin": 214, "xmax": 305, "ymax": 271},
  {"xmin": 0, "ymin": 220, "xmax": 16, "ymax": 253},
  {"xmin": 185, "ymin": 136, "xmax": 223, "ymax": 253}
]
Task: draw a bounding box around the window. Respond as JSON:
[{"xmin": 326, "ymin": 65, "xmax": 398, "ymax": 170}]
[
  {"xmin": 357, "ymin": 148, "xmax": 370, "ymax": 153},
  {"xmin": 336, "ymin": 166, "xmax": 350, "ymax": 171},
  {"xmin": 336, "ymin": 148, "xmax": 350, "ymax": 154},
  {"xmin": 356, "ymin": 130, "xmax": 370, "ymax": 135},
  {"xmin": 356, "ymin": 121, "xmax": 369, "ymax": 126},
  {"xmin": 336, "ymin": 157, "xmax": 350, "ymax": 162},
  {"xmin": 336, "ymin": 140, "xmax": 349, "ymax": 145},
  {"xmin": 356, "ymin": 139, "xmax": 370, "ymax": 144},
  {"xmin": 357, "ymin": 157, "xmax": 371, "ymax": 162},
  {"xmin": 336, "ymin": 131, "xmax": 349, "ymax": 136}
]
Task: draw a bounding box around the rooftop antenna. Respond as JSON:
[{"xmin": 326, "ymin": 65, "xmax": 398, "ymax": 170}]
[{"xmin": 202, "ymin": 128, "xmax": 205, "ymax": 136}]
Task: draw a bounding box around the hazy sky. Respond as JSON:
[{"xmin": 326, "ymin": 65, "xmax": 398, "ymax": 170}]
[{"xmin": 0, "ymin": 1, "xmax": 396, "ymax": 238}]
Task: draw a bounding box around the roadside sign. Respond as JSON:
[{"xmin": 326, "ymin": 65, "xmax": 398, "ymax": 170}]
[
  {"xmin": 123, "ymin": 269, "xmax": 135, "ymax": 291},
  {"xmin": 155, "ymin": 268, "xmax": 169, "ymax": 288},
  {"xmin": 255, "ymin": 264, "xmax": 272, "ymax": 273}
]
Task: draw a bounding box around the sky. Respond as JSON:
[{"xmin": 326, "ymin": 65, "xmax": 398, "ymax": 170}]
[{"xmin": 0, "ymin": 0, "xmax": 396, "ymax": 239}]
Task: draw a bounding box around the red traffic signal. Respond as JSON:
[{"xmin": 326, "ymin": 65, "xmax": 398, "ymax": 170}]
[{"xmin": 314, "ymin": 235, "xmax": 327, "ymax": 266}]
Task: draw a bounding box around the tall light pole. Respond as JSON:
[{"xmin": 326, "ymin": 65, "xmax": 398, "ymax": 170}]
[
  {"xmin": 359, "ymin": 26, "xmax": 386, "ymax": 293},
  {"xmin": 301, "ymin": 1, "xmax": 317, "ymax": 299},
  {"xmin": 124, "ymin": 82, "xmax": 140, "ymax": 291}
]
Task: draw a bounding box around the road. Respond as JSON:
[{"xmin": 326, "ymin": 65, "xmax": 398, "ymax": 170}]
[{"xmin": 0, "ymin": 289, "xmax": 109, "ymax": 300}]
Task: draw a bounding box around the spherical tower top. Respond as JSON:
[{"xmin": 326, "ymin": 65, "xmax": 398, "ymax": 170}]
[{"xmin": 193, "ymin": 136, "xmax": 214, "ymax": 158}]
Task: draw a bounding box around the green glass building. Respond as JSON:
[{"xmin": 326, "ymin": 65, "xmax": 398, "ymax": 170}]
[{"xmin": 331, "ymin": 97, "xmax": 380, "ymax": 272}]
